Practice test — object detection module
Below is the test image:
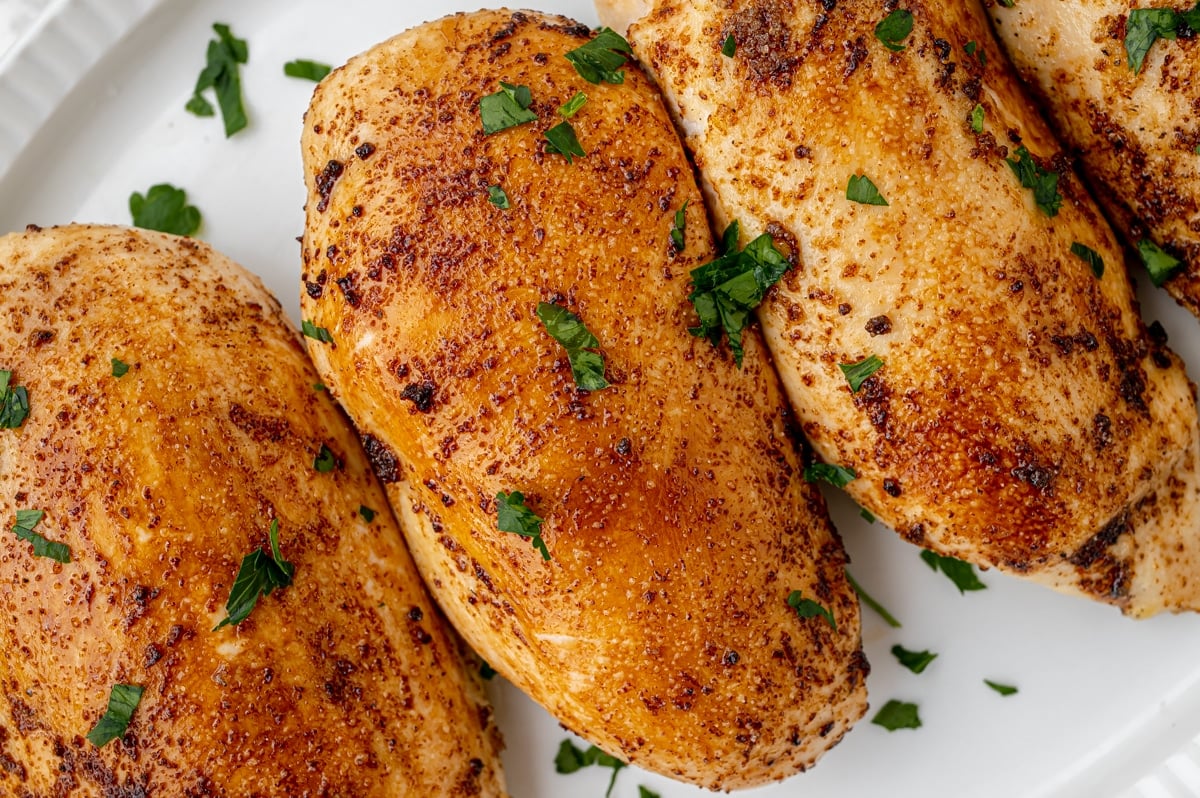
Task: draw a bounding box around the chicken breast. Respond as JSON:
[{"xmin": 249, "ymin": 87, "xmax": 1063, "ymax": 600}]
[
  {"xmin": 987, "ymin": 0, "xmax": 1200, "ymax": 317},
  {"xmin": 300, "ymin": 9, "xmax": 867, "ymax": 789},
  {"xmin": 0, "ymin": 224, "xmax": 505, "ymax": 796},
  {"xmin": 598, "ymin": 0, "xmax": 1200, "ymax": 615}
]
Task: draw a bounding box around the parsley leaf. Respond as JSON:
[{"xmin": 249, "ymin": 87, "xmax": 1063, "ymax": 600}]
[
  {"xmin": 564, "ymin": 28, "xmax": 632, "ymax": 85},
  {"xmin": 313, "ymin": 444, "xmax": 336, "ymax": 473},
  {"xmin": 554, "ymin": 739, "xmax": 626, "ymax": 798},
  {"xmin": 722, "ymin": 33, "xmax": 737, "ymax": 57},
  {"xmin": 214, "ymin": 519, "xmax": 295, "ymax": 630},
  {"xmin": 845, "ymin": 570, "xmax": 901, "ymax": 628},
  {"xmin": 0, "ymin": 370, "xmax": 30, "ymax": 429},
  {"xmin": 670, "ymin": 201, "xmax": 688, "ymax": 253},
  {"xmin": 496, "ymin": 491, "xmax": 550, "ymax": 560},
  {"xmin": 302, "ymin": 319, "xmax": 333, "ymax": 343},
  {"xmin": 11, "ymin": 508, "xmax": 71, "ymax": 563},
  {"xmin": 786, "ymin": 589, "xmax": 837, "ymax": 631},
  {"xmin": 129, "ymin": 184, "xmax": 202, "ymax": 236},
  {"xmin": 283, "ymin": 59, "xmax": 331, "ymax": 82},
  {"xmin": 111, "ymin": 358, "xmax": 130, "ymax": 378},
  {"xmin": 536, "ymin": 302, "xmax": 609, "ymax": 391},
  {"xmin": 970, "ymin": 103, "xmax": 985, "ymax": 134},
  {"xmin": 996, "ymin": 0, "xmax": 1014, "ymax": 7},
  {"xmin": 1005, "ymin": 145, "xmax": 1062, "ymax": 217},
  {"xmin": 86, "ymin": 684, "xmax": 144, "ymax": 747},
  {"xmin": 803, "ymin": 462, "xmax": 857, "ymax": 488},
  {"xmin": 875, "ymin": 9, "xmax": 914, "ymax": 52},
  {"xmin": 186, "ymin": 23, "xmax": 249, "ymax": 137},
  {"xmin": 559, "ymin": 92, "xmax": 588, "ymax": 119},
  {"xmin": 480, "ymin": 660, "xmax": 497, "ymax": 680},
  {"xmin": 480, "ymin": 82, "xmax": 538, "ymax": 135},
  {"xmin": 846, "ymin": 174, "xmax": 889, "ymax": 206},
  {"xmin": 920, "ymin": 549, "xmax": 987, "ymax": 593},
  {"xmin": 872, "ymin": 699, "xmax": 921, "ymax": 731},
  {"xmin": 860, "ymin": 506, "xmax": 876, "ymax": 523},
  {"xmin": 639, "ymin": 788, "xmax": 662, "ymax": 798},
  {"xmin": 1070, "ymin": 242, "xmax": 1105, "ymax": 278},
  {"xmin": 487, "ymin": 185, "xmax": 511, "ymax": 209},
  {"xmin": 985, "ymin": 679, "xmax": 1019, "ymax": 696},
  {"xmin": 359, "ymin": 505, "xmax": 376, "ymax": 523},
  {"xmin": 1125, "ymin": 7, "xmax": 1183, "ymax": 73},
  {"xmin": 891, "ymin": 644, "xmax": 938, "ymax": 674},
  {"xmin": 964, "ymin": 40, "xmax": 986, "ymax": 66},
  {"xmin": 545, "ymin": 121, "xmax": 586, "ymax": 163},
  {"xmin": 687, "ymin": 221, "xmax": 790, "ymax": 367},
  {"xmin": 839, "ymin": 354, "xmax": 884, "ymax": 392},
  {"xmin": 1138, "ymin": 238, "xmax": 1183, "ymax": 286}
]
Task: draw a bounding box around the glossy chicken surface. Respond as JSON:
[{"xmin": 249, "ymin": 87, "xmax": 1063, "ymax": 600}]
[
  {"xmin": 598, "ymin": 0, "xmax": 1200, "ymax": 615},
  {"xmin": 988, "ymin": 0, "xmax": 1200, "ymax": 318},
  {"xmin": 300, "ymin": 9, "xmax": 867, "ymax": 789},
  {"xmin": 0, "ymin": 224, "xmax": 505, "ymax": 796}
]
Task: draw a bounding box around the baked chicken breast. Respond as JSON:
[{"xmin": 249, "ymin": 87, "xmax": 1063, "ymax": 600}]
[
  {"xmin": 598, "ymin": 0, "xmax": 1200, "ymax": 615},
  {"xmin": 300, "ymin": 9, "xmax": 867, "ymax": 789},
  {"xmin": 988, "ymin": 0, "xmax": 1200, "ymax": 317},
  {"xmin": 0, "ymin": 224, "xmax": 505, "ymax": 796}
]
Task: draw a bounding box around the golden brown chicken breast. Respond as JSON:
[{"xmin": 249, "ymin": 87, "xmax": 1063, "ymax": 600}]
[
  {"xmin": 300, "ymin": 9, "xmax": 868, "ymax": 790},
  {"xmin": 0, "ymin": 224, "xmax": 505, "ymax": 796},
  {"xmin": 988, "ymin": 0, "xmax": 1200, "ymax": 318},
  {"xmin": 598, "ymin": 0, "xmax": 1200, "ymax": 615}
]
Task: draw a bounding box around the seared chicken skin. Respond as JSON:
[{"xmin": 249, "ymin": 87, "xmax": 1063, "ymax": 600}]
[
  {"xmin": 988, "ymin": 0, "xmax": 1200, "ymax": 317},
  {"xmin": 300, "ymin": 9, "xmax": 867, "ymax": 789},
  {"xmin": 0, "ymin": 225, "xmax": 505, "ymax": 796},
  {"xmin": 598, "ymin": 0, "xmax": 1200, "ymax": 614}
]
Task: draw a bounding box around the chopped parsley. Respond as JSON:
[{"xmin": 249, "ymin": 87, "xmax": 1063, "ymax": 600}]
[
  {"xmin": 564, "ymin": 28, "xmax": 632, "ymax": 85},
  {"xmin": 786, "ymin": 589, "xmax": 837, "ymax": 631},
  {"xmin": 0, "ymin": 370, "xmax": 30, "ymax": 429},
  {"xmin": 1070, "ymin": 242, "xmax": 1105, "ymax": 278},
  {"xmin": 891, "ymin": 644, "xmax": 937, "ymax": 674},
  {"xmin": 970, "ymin": 103, "xmax": 985, "ymax": 134},
  {"xmin": 480, "ymin": 660, "xmax": 497, "ymax": 680},
  {"xmin": 313, "ymin": 382, "xmax": 327, "ymax": 392},
  {"xmin": 214, "ymin": 519, "xmax": 295, "ymax": 630},
  {"xmin": 860, "ymin": 506, "xmax": 876, "ymax": 523},
  {"xmin": 803, "ymin": 462, "xmax": 857, "ymax": 488},
  {"xmin": 845, "ymin": 570, "xmax": 901, "ymax": 628},
  {"xmin": 313, "ymin": 444, "xmax": 336, "ymax": 472},
  {"xmin": 1138, "ymin": 238, "xmax": 1183, "ymax": 286},
  {"xmin": 996, "ymin": 0, "xmax": 1014, "ymax": 7},
  {"xmin": 359, "ymin": 505, "xmax": 376, "ymax": 522},
  {"xmin": 555, "ymin": 739, "xmax": 626, "ymax": 798},
  {"xmin": 846, "ymin": 174, "xmax": 889, "ymax": 206},
  {"xmin": 875, "ymin": 9, "xmax": 914, "ymax": 52},
  {"xmin": 1005, "ymin": 145, "xmax": 1062, "ymax": 217},
  {"xmin": 687, "ymin": 221, "xmax": 790, "ymax": 367},
  {"xmin": 11, "ymin": 508, "xmax": 70, "ymax": 563},
  {"xmin": 111, "ymin": 358, "xmax": 130, "ymax": 378},
  {"xmin": 480, "ymin": 82, "xmax": 537, "ymax": 135},
  {"xmin": 985, "ymin": 679, "xmax": 1019, "ymax": 696},
  {"xmin": 920, "ymin": 549, "xmax": 987, "ymax": 593},
  {"xmin": 283, "ymin": 59, "xmax": 332, "ymax": 82},
  {"xmin": 86, "ymin": 684, "xmax": 144, "ymax": 747},
  {"xmin": 302, "ymin": 319, "xmax": 333, "ymax": 344},
  {"xmin": 721, "ymin": 33, "xmax": 737, "ymax": 57},
  {"xmin": 496, "ymin": 491, "xmax": 550, "ymax": 560},
  {"xmin": 639, "ymin": 788, "xmax": 661, "ymax": 798},
  {"xmin": 839, "ymin": 354, "xmax": 884, "ymax": 392},
  {"xmin": 872, "ymin": 699, "xmax": 921, "ymax": 731},
  {"xmin": 544, "ymin": 121, "xmax": 586, "ymax": 163},
  {"xmin": 670, "ymin": 201, "xmax": 688, "ymax": 253},
  {"xmin": 964, "ymin": 40, "xmax": 986, "ymax": 66},
  {"xmin": 559, "ymin": 91, "xmax": 588, "ymax": 118},
  {"xmin": 1124, "ymin": 4, "xmax": 1200, "ymax": 73},
  {"xmin": 186, "ymin": 23, "xmax": 249, "ymax": 137},
  {"xmin": 536, "ymin": 302, "xmax": 609, "ymax": 391},
  {"xmin": 129, "ymin": 184, "xmax": 202, "ymax": 236},
  {"xmin": 487, "ymin": 185, "xmax": 511, "ymax": 209}
]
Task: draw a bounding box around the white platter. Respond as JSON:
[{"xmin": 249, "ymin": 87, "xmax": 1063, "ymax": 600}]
[{"xmin": 2, "ymin": 1, "xmax": 1200, "ymax": 796}]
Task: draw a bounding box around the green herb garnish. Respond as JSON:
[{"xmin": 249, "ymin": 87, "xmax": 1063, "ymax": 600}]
[
  {"xmin": 803, "ymin": 462, "xmax": 857, "ymax": 488},
  {"xmin": 687, "ymin": 221, "xmax": 790, "ymax": 367},
  {"xmin": 214, "ymin": 519, "xmax": 295, "ymax": 630},
  {"xmin": 639, "ymin": 788, "xmax": 662, "ymax": 798},
  {"xmin": 480, "ymin": 660, "xmax": 497, "ymax": 680},
  {"xmin": 1070, "ymin": 242, "xmax": 1105, "ymax": 278},
  {"xmin": 11, "ymin": 508, "xmax": 70, "ymax": 563},
  {"xmin": 1005, "ymin": 145, "xmax": 1062, "ymax": 217},
  {"xmin": 0, "ymin": 370, "xmax": 30, "ymax": 429},
  {"xmin": 559, "ymin": 92, "xmax": 588, "ymax": 118},
  {"xmin": 846, "ymin": 174, "xmax": 889, "ymax": 206},
  {"xmin": 496, "ymin": 491, "xmax": 550, "ymax": 560},
  {"xmin": 839, "ymin": 354, "xmax": 884, "ymax": 392},
  {"xmin": 359, "ymin": 505, "xmax": 376, "ymax": 523},
  {"xmin": 536, "ymin": 302, "xmax": 609, "ymax": 391},
  {"xmin": 875, "ymin": 9, "xmax": 914, "ymax": 52},
  {"xmin": 186, "ymin": 23, "xmax": 249, "ymax": 137},
  {"xmin": 486, "ymin": 185, "xmax": 511, "ymax": 209},
  {"xmin": 313, "ymin": 444, "xmax": 335, "ymax": 472},
  {"xmin": 891, "ymin": 644, "xmax": 938, "ymax": 674},
  {"xmin": 555, "ymin": 739, "xmax": 626, "ymax": 798},
  {"xmin": 1138, "ymin": 238, "xmax": 1183, "ymax": 286},
  {"xmin": 544, "ymin": 121, "xmax": 586, "ymax": 162},
  {"xmin": 721, "ymin": 33, "xmax": 737, "ymax": 57},
  {"xmin": 786, "ymin": 589, "xmax": 837, "ymax": 631},
  {"xmin": 86, "ymin": 684, "xmax": 144, "ymax": 747},
  {"xmin": 872, "ymin": 699, "xmax": 921, "ymax": 730},
  {"xmin": 564, "ymin": 28, "xmax": 632, "ymax": 85},
  {"xmin": 670, "ymin": 201, "xmax": 688, "ymax": 253},
  {"xmin": 846, "ymin": 570, "xmax": 900, "ymax": 628},
  {"xmin": 985, "ymin": 679, "xmax": 1019, "ymax": 696},
  {"xmin": 111, "ymin": 358, "xmax": 130, "ymax": 378},
  {"xmin": 860, "ymin": 506, "xmax": 876, "ymax": 523},
  {"xmin": 1124, "ymin": 5, "xmax": 1200, "ymax": 73},
  {"xmin": 970, "ymin": 103, "xmax": 985, "ymax": 134},
  {"xmin": 302, "ymin": 320, "xmax": 333, "ymax": 343},
  {"xmin": 129, "ymin": 184, "xmax": 202, "ymax": 236},
  {"xmin": 920, "ymin": 549, "xmax": 987, "ymax": 593},
  {"xmin": 480, "ymin": 81, "xmax": 538, "ymax": 135},
  {"xmin": 964, "ymin": 40, "xmax": 986, "ymax": 66},
  {"xmin": 283, "ymin": 59, "xmax": 331, "ymax": 82}
]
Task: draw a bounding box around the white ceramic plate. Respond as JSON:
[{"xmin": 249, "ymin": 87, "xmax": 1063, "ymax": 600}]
[{"xmin": 2, "ymin": 1, "xmax": 1200, "ymax": 796}]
